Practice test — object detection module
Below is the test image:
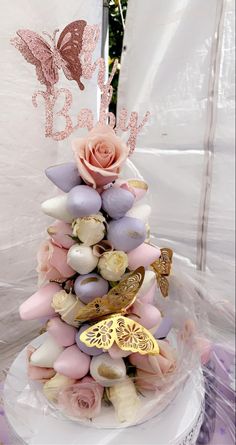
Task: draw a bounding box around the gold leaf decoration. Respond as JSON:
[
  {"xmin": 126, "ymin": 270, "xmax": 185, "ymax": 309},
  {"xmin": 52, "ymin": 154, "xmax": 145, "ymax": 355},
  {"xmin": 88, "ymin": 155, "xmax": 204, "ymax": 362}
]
[
  {"xmin": 76, "ymin": 267, "xmax": 145, "ymax": 322},
  {"xmin": 151, "ymin": 248, "xmax": 173, "ymax": 297},
  {"xmin": 80, "ymin": 315, "xmax": 159, "ymax": 355}
]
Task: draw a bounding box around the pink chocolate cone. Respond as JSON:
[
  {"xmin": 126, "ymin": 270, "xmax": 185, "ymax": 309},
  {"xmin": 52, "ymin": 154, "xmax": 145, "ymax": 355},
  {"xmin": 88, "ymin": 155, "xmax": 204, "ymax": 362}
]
[
  {"xmin": 47, "ymin": 318, "xmax": 76, "ymax": 347},
  {"xmin": 54, "ymin": 345, "xmax": 91, "ymax": 379},
  {"xmin": 108, "ymin": 344, "xmax": 131, "ymax": 359},
  {"xmin": 50, "ymin": 245, "xmax": 75, "ymax": 277},
  {"xmin": 128, "ymin": 243, "xmax": 161, "ymax": 270},
  {"xmin": 19, "ymin": 283, "xmax": 61, "ymax": 320},
  {"xmin": 130, "ymin": 301, "xmax": 161, "ymax": 330}
]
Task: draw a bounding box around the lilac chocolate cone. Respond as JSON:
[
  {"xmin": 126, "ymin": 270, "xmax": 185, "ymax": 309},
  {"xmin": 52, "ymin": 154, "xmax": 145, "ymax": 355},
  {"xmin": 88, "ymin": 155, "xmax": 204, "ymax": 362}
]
[
  {"xmin": 154, "ymin": 317, "xmax": 173, "ymax": 339},
  {"xmin": 107, "ymin": 216, "xmax": 146, "ymax": 252},
  {"xmin": 102, "ymin": 187, "xmax": 135, "ymax": 219},
  {"xmin": 74, "ymin": 273, "xmax": 109, "ymax": 303},
  {"xmin": 76, "ymin": 324, "xmax": 103, "ymax": 356},
  {"xmin": 45, "ymin": 162, "xmax": 82, "ymax": 192},
  {"xmin": 19, "ymin": 283, "xmax": 61, "ymax": 320},
  {"xmin": 67, "ymin": 185, "xmax": 102, "ymax": 218}
]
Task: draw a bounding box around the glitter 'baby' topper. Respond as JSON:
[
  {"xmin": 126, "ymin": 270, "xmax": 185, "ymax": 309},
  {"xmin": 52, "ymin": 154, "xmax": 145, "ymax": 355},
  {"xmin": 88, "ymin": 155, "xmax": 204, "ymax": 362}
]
[{"xmin": 11, "ymin": 20, "xmax": 150, "ymax": 154}]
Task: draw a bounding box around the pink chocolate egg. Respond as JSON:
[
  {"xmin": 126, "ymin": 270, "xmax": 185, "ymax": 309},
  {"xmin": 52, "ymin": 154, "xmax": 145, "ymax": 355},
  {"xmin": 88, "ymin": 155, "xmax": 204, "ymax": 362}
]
[
  {"xmin": 130, "ymin": 301, "xmax": 161, "ymax": 330},
  {"xmin": 54, "ymin": 345, "xmax": 91, "ymax": 379},
  {"xmin": 128, "ymin": 243, "xmax": 161, "ymax": 270},
  {"xmin": 108, "ymin": 344, "xmax": 131, "ymax": 359},
  {"xmin": 47, "ymin": 221, "xmax": 75, "ymax": 249},
  {"xmin": 47, "ymin": 318, "xmax": 76, "ymax": 347},
  {"xmin": 126, "ymin": 179, "xmax": 148, "ymax": 201},
  {"xmin": 115, "ymin": 179, "xmax": 148, "ymax": 201},
  {"xmin": 19, "ymin": 283, "xmax": 61, "ymax": 320}
]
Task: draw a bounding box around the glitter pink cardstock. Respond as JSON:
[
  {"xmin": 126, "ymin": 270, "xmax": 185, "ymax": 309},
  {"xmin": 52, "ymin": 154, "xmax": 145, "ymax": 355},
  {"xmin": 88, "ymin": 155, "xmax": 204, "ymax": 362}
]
[{"xmin": 11, "ymin": 20, "xmax": 150, "ymax": 154}]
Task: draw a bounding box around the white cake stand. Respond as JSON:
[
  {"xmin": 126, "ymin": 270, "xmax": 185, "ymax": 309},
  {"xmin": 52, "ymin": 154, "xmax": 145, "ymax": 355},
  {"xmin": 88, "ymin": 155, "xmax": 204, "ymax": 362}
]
[{"xmin": 4, "ymin": 335, "xmax": 204, "ymax": 445}]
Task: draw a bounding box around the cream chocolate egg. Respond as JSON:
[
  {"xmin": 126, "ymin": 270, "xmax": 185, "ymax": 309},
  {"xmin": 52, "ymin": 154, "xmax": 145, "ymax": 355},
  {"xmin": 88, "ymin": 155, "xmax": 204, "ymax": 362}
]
[
  {"xmin": 90, "ymin": 353, "xmax": 126, "ymax": 387},
  {"xmin": 67, "ymin": 245, "xmax": 98, "ymax": 274}
]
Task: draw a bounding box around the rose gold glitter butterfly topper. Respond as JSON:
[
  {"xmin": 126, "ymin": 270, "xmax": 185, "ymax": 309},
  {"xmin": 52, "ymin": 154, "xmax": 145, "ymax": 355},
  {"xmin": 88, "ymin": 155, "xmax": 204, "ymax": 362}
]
[
  {"xmin": 11, "ymin": 20, "xmax": 150, "ymax": 153},
  {"xmin": 11, "ymin": 21, "xmax": 99, "ymax": 93}
]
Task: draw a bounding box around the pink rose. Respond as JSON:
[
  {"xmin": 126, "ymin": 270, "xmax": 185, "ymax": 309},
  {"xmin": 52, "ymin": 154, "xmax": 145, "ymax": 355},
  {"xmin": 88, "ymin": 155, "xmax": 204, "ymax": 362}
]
[
  {"xmin": 27, "ymin": 346, "xmax": 56, "ymax": 382},
  {"xmin": 130, "ymin": 340, "xmax": 177, "ymax": 391},
  {"xmin": 58, "ymin": 376, "xmax": 104, "ymax": 419},
  {"xmin": 37, "ymin": 240, "xmax": 75, "ymax": 286},
  {"xmin": 72, "ymin": 125, "xmax": 129, "ymax": 189}
]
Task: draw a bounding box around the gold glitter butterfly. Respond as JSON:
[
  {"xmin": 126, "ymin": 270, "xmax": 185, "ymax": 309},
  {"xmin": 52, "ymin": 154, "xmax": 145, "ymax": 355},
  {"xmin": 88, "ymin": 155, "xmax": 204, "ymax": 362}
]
[
  {"xmin": 76, "ymin": 267, "xmax": 145, "ymax": 322},
  {"xmin": 76, "ymin": 267, "xmax": 159, "ymax": 355},
  {"xmin": 151, "ymin": 248, "xmax": 173, "ymax": 298},
  {"xmin": 80, "ymin": 314, "xmax": 159, "ymax": 355}
]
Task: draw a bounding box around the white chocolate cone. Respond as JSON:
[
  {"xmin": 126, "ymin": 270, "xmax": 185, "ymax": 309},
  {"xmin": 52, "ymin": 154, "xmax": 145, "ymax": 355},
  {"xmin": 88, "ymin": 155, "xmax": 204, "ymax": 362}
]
[
  {"xmin": 126, "ymin": 204, "xmax": 151, "ymax": 224},
  {"xmin": 51, "ymin": 290, "xmax": 85, "ymax": 327},
  {"xmin": 41, "ymin": 195, "xmax": 74, "ymax": 223},
  {"xmin": 30, "ymin": 335, "xmax": 64, "ymax": 368},
  {"xmin": 107, "ymin": 378, "xmax": 140, "ymax": 423},
  {"xmin": 43, "ymin": 373, "xmax": 76, "ymax": 403},
  {"xmin": 137, "ymin": 270, "xmax": 157, "ymax": 303}
]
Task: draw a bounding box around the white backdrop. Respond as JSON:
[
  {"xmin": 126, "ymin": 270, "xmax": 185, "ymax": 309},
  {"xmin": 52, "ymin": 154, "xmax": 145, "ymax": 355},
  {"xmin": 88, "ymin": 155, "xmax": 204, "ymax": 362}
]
[
  {"xmin": 0, "ymin": 0, "xmax": 102, "ymax": 371},
  {"xmin": 118, "ymin": 0, "xmax": 235, "ymax": 298}
]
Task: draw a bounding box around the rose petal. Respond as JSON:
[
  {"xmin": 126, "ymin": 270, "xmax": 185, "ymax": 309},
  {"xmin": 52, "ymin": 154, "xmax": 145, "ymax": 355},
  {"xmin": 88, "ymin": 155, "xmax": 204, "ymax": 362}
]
[
  {"xmin": 92, "ymin": 141, "xmax": 116, "ymax": 168},
  {"xmin": 82, "ymin": 161, "xmax": 118, "ymax": 187},
  {"xmin": 76, "ymin": 156, "xmax": 96, "ymax": 187}
]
